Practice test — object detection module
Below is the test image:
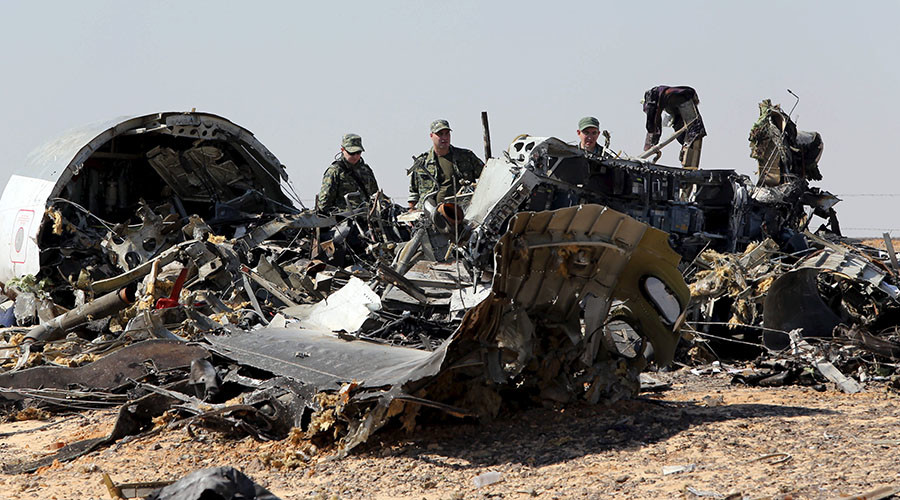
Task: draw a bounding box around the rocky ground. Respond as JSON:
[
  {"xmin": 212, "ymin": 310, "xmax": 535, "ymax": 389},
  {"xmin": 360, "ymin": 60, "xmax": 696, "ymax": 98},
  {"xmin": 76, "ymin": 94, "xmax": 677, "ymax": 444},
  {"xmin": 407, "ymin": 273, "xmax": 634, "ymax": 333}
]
[{"xmin": 1, "ymin": 366, "xmax": 898, "ymax": 500}]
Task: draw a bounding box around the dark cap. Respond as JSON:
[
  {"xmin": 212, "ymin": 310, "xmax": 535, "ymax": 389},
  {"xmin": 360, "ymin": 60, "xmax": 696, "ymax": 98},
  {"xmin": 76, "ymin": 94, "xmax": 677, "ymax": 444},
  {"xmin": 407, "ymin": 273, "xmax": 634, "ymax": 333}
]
[
  {"xmin": 341, "ymin": 133, "xmax": 364, "ymax": 153},
  {"xmin": 430, "ymin": 119, "xmax": 451, "ymax": 134},
  {"xmin": 578, "ymin": 116, "xmax": 600, "ymax": 131}
]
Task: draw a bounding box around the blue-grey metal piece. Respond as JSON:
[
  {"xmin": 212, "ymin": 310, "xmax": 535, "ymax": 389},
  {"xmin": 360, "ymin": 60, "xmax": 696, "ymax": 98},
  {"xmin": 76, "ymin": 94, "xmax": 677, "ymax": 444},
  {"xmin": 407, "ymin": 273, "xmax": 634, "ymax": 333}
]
[{"xmin": 205, "ymin": 328, "xmax": 447, "ymax": 390}]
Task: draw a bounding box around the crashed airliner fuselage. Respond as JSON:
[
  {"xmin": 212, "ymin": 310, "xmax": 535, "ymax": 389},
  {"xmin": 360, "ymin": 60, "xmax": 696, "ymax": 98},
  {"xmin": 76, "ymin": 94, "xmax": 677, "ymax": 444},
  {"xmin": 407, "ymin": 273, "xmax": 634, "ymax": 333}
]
[
  {"xmin": 0, "ymin": 112, "xmax": 297, "ymax": 286},
  {"xmin": 12, "ymin": 110, "xmax": 857, "ymax": 462}
]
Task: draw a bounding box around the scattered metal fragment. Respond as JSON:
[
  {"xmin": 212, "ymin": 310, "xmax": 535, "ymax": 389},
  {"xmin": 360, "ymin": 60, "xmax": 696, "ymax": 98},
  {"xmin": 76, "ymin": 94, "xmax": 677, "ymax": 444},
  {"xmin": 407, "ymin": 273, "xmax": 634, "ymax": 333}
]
[
  {"xmin": 23, "ymin": 284, "xmax": 137, "ymax": 344},
  {"xmin": 685, "ymin": 486, "xmax": 725, "ymax": 499},
  {"xmin": 189, "ymin": 358, "xmax": 221, "ymax": 401},
  {"xmin": 638, "ymin": 373, "xmax": 671, "ymax": 392},
  {"xmin": 145, "ymin": 466, "xmax": 280, "ymax": 500},
  {"xmin": 882, "ymin": 233, "xmax": 899, "ymax": 273},
  {"xmin": 0, "ymin": 340, "xmax": 208, "ymax": 400},
  {"xmin": 662, "ymin": 464, "xmax": 696, "ymax": 475},
  {"xmin": 102, "ymin": 472, "xmax": 174, "ymax": 499},
  {"xmin": 283, "ymin": 276, "xmax": 381, "ymax": 332},
  {"xmin": 845, "ymin": 485, "xmax": 900, "ymax": 500},
  {"xmin": 815, "ymin": 359, "xmax": 862, "ymax": 394},
  {"xmin": 205, "ymin": 327, "xmax": 439, "ymax": 390},
  {"xmin": 762, "ymin": 268, "xmax": 842, "ymax": 350},
  {"xmin": 748, "ymin": 452, "xmax": 793, "ymax": 465},
  {"xmin": 3, "ymin": 391, "xmax": 182, "ymax": 473}
]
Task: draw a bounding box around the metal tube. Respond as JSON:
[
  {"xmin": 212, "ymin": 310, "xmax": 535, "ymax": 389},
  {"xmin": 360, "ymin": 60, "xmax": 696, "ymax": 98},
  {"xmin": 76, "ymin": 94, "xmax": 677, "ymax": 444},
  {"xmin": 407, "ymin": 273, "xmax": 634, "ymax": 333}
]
[
  {"xmin": 481, "ymin": 111, "xmax": 492, "ymax": 160},
  {"xmin": 382, "ymin": 227, "xmax": 426, "ymax": 299},
  {"xmin": 638, "ymin": 118, "xmax": 695, "ymax": 160},
  {"xmin": 883, "ymin": 233, "xmax": 899, "ymax": 273},
  {"xmin": 24, "ymin": 284, "xmax": 137, "ymax": 343}
]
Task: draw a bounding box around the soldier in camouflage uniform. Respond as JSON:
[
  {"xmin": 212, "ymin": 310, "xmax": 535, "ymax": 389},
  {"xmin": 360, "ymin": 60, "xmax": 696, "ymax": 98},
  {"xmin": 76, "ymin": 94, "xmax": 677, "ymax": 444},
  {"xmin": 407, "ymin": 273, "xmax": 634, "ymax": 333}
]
[
  {"xmin": 407, "ymin": 119, "xmax": 484, "ymax": 209},
  {"xmin": 317, "ymin": 133, "xmax": 380, "ymax": 213},
  {"xmin": 576, "ymin": 116, "xmax": 606, "ymax": 156}
]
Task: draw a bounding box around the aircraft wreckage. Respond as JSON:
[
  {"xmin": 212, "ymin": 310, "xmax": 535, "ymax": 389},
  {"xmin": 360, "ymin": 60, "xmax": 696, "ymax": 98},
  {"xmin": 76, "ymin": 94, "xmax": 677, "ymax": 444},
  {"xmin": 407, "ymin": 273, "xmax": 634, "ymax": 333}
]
[{"xmin": 1, "ymin": 102, "xmax": 899, "ymax": 475}]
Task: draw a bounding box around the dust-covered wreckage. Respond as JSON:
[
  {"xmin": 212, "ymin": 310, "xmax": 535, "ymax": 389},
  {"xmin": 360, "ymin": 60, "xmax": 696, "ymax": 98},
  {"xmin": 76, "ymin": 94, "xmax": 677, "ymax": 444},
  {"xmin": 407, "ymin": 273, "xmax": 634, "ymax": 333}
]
[{"xmin": 0, "ymin": 101, "xmax": 898, "ymax": 475}]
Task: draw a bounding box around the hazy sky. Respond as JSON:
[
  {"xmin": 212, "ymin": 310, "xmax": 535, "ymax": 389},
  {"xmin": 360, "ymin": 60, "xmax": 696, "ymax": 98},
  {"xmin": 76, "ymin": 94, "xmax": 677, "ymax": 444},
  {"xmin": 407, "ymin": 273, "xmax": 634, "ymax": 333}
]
[{"xmin": 1, "ymin": 1, "xmax": 898, "ymax": 237}]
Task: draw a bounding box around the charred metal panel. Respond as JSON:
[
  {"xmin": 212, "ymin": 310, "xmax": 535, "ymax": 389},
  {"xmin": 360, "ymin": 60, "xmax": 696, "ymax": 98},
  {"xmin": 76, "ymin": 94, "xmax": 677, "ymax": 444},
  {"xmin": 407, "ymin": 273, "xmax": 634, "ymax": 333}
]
[
  {"xmin": 145, "ymin": 467, "xmax": 280, "ymax": 500},
  {"xmin": 762, "ymin": 245, "xmax": 900, "ymax": 349},
  {"xmin": 205, "ymin": 328, "xmax": 444, "ymax": 389},
  {"xmin": 492, "ymin": 205, "xmax": 689, "ymax": 366},
  {"xmin": 0, "ymin": 340, "xmax": 209, "ymax": 395},
  {"xmin": 797, "ymin": 248, "xmax": 900, "ymax": 300},
  {"xmin": 762, "ymin": 268, "xmax": 843, "ymax": 350}
]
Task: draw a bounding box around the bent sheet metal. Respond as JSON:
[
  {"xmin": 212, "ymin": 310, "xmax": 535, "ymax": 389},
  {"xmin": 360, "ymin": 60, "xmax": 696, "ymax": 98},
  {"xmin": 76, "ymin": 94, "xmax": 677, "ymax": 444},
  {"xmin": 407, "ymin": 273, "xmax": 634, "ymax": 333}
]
[{"xmin": 206, "ymin": 204, "xmax": 689, "ymax": 455}]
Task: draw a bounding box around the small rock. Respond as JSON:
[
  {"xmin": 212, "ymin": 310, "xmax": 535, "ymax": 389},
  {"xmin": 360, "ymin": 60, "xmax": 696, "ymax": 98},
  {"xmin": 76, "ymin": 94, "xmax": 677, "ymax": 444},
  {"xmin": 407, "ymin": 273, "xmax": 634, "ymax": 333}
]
[
  {"xmin": 701, "ymin": 395, "xmax": 725, "ymax": 407},
  {"xmin": 473, "ymin": 471, "xmax": 503, "ymax": 488}
]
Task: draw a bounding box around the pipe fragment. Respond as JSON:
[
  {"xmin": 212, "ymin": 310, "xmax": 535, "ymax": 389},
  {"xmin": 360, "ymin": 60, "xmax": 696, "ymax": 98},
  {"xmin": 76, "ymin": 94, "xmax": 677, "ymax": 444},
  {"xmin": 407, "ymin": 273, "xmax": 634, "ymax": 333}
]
[{"xmin": 23, "ymin": 284, "xmax": 137, "ymax": 344}]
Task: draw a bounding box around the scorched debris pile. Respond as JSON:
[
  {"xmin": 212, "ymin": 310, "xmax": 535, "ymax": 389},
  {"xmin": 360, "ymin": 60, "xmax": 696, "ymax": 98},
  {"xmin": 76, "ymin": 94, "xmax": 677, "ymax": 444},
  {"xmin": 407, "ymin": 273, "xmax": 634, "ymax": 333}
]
[{"xmin": 0, "ymin": 101, "xmax": 898, "ymax": 477}]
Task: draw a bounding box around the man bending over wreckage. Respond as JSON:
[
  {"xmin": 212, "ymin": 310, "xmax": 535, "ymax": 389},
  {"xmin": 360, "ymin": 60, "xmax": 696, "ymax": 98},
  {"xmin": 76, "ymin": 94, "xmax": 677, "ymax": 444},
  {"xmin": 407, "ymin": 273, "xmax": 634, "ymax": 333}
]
[
  {"xmin": 408, "ymin": 119, "xmax": 484, "ymax": 209},
  {"xmin": 642, "ymin": 85, "xmax": 706, "ymax": 169}
]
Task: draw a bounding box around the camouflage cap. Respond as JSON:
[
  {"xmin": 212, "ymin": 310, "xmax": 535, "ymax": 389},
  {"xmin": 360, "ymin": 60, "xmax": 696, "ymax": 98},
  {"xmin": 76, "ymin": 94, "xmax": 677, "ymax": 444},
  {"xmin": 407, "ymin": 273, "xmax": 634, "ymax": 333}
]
[
  {"xmin": 578, "ymin": 116, "xmax": 601, "ymax": 131},
  {"xmin": 430, "ymin": 119, "xmax": 452, "ymax": 134},
  {"xmin": 341, "ymin": 133, "xmax": 364, "ymax": 153}
]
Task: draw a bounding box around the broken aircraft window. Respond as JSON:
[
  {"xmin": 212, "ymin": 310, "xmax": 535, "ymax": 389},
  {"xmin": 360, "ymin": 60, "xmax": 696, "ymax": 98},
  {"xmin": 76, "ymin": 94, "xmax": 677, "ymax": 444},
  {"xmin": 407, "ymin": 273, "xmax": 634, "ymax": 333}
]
[{"xmin": 642, "ymin": 275, "xmax": 682, "ymax": 325}]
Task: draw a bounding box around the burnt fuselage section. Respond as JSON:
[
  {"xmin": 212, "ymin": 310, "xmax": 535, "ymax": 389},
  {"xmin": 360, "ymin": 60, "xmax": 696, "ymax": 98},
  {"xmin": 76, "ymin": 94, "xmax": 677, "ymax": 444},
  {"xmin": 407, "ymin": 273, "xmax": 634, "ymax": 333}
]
[{"xmin": 467, "ymin": 137, "xmax": 835, "ymax": 269}]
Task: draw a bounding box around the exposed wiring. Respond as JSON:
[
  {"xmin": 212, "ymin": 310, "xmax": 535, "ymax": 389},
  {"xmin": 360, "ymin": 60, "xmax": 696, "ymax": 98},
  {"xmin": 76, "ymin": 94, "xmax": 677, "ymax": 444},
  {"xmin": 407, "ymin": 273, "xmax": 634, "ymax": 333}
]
[
  {"xmin": 48, "ymin": 198, "xmax": 117, "ymax": 233},
  {"xmin": 240, "ymin": 144, "xmax": 306, "ymax": 209}
]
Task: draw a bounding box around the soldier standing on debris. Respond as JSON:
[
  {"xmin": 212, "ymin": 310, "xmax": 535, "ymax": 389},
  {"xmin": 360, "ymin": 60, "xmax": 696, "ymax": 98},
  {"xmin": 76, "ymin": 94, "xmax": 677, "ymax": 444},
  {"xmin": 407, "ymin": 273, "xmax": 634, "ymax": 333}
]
[
  {"xmin": 407, "ymin": 119, "xmax": 484, "ymax": 209},
  {"xmin": 576, "ymin": 116, "xmax": 606, "ymax": 156},
  {"xmin": 317, "ymin": 133, "xmax": 380, "ymax": 213}
]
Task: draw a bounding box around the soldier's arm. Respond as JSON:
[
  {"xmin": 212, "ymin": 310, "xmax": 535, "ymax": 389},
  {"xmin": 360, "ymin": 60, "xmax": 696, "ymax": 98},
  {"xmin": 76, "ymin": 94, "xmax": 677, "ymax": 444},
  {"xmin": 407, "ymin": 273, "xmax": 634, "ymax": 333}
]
[
  {"xmin": 362, "ymin": 165, "xmax": 380, "ymax": 199},
  {"xmin": 408, "ymin": 173, "xmax": 419, "ymax": 208},
  {"xmin": 408, "ymin": 157, "xmax": 423, "ymax": 208},
  {"xmin": 317, "ymin": 166, "xmax": 338, "ymax": 212},
  {"xmin": 472, "ymin": 151, "xmax": 485, "ymax": 177},
  {"xmin": 461, "ymin": 149, "xmax": 485, "ymax": 181}
]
